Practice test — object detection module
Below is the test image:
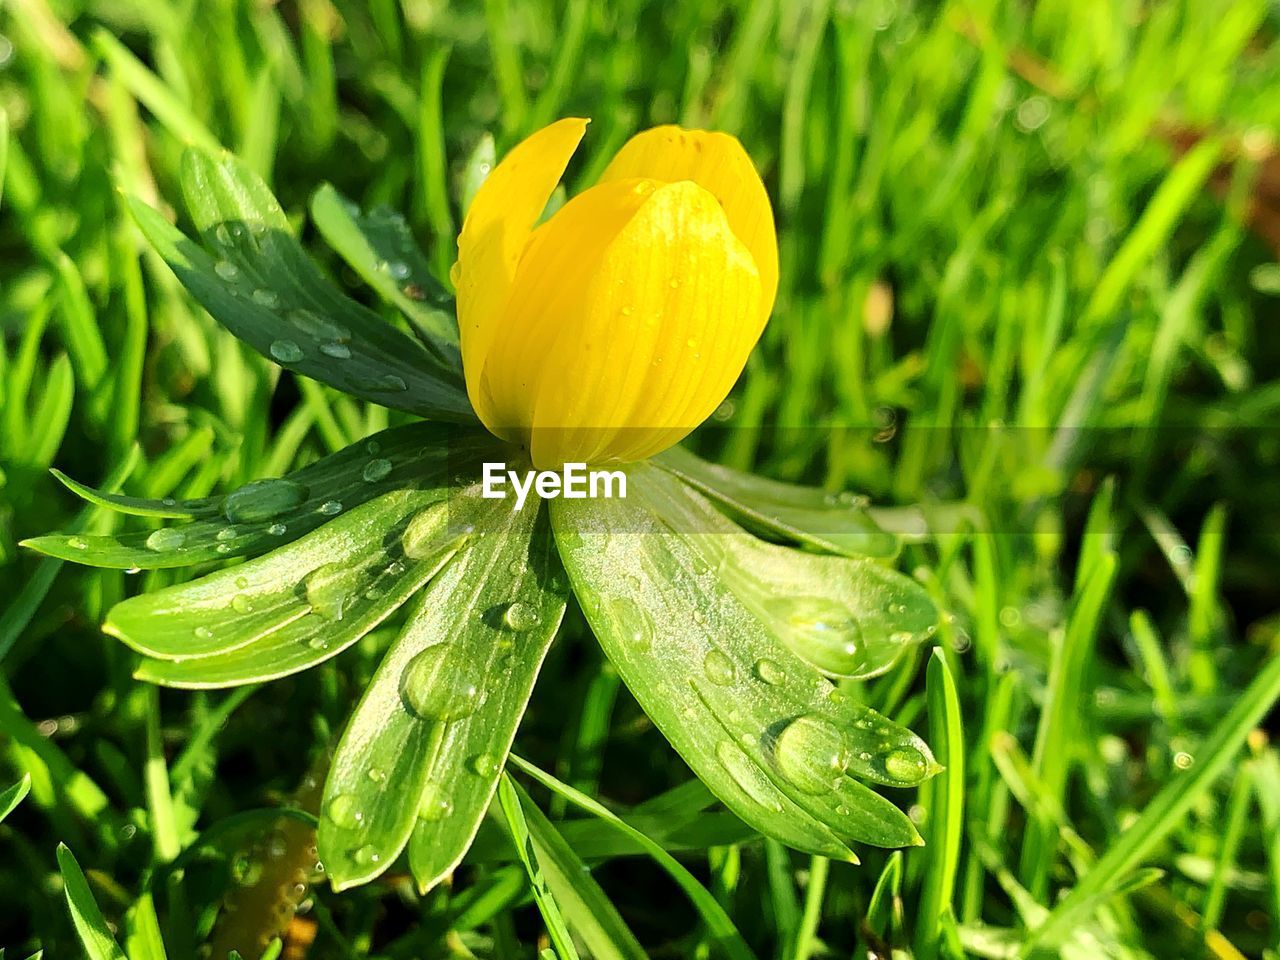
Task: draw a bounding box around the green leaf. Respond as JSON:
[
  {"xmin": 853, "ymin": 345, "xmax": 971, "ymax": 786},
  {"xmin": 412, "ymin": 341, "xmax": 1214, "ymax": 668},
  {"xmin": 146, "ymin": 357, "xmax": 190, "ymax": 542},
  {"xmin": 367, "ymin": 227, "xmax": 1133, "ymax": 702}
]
[
  {"xmin": 48, "ymin": 469, "xmax": 225, "ymax": 519},
  {"xmin": 638, "ymin": 466, "xmax": 937, "ymax": 680},
  {"xmin": 497, "ymin": 775, "xmax": 581, "ymax": 960},
  {"xmin": 24, "ymin": 423, "xmax": 490, "ymax": 568},
  {"xmin": 914, "ymin": 649, "xmax": 966, "ymax": 960},
  {"xmin": 0, "ymin": 773, "xmax": 31, "ymax": 823},
  {"xmin": 309, "ymin": 184, "xmax": 460, "ymax": 360},
  {"xmin": 502, "ymin": 778, "xmax": 647, "ymax": 960},
  {"xmin": 318, "ymin": 494, "xmax": 567, "ymax": 890},
  {"xmin": 509, "ymin": 754, "xmax": 759, "ymax": 960},
  {"xmin": 56, "ymin": 844, "xmax": 129, "ymax": 960},
  {"xmin": 551, "ymin": 463, "xmax": 934, "ymax": 859},
  {"xmin": 126, "ymin": 152, "xmax": 471, "ymax": 422},
  {"xmin": 115, "ymin": 488, "xmax": 469, "ymax": 684},
  {"xmin": 1023, "ymin": 641, "xmax": 1280, "ymax": 957},
  {"xmin": 656, "ymin": 445, "xmax": 900, "ymax": 559}
]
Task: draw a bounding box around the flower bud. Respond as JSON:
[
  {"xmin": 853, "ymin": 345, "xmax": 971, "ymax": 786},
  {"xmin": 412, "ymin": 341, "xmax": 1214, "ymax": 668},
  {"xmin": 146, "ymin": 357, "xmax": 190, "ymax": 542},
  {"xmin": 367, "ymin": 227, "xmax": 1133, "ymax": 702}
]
[{"xmin": 452, "ymin": 119, "xmax": 778, "ymax": 468}]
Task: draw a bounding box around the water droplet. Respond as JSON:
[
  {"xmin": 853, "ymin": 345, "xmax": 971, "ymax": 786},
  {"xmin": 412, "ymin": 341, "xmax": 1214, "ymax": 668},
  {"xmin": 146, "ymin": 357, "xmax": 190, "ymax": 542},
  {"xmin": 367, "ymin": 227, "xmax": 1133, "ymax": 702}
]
[
  {"xmin": 265, "ymin": 830, "xmax": 288, "ymax": 860},
  {"xmin": 502, "ymin": 601, "xmax": 540, "ymax": 632},
  {"xmin": 325, "ymin": 793, "xmax": 363, "ymax": 830},
  {"xmin": 216, "ymin": 526, "xmax": 238, "ymax": 542},
  {"xmin": 603, "ymin": 595, "xmax": 654, "ymax": 652},
  {"xmin": 319, "ymin": 341, "xmax": 351, "ymax": 359},
  {"xmin": 773, "ymin": 715, "xmax": 851, "ymax": 794},
  {"xmin": 753, "ymin": 658, "xmax": 785, "ymax": 685},
  {"xmin": 223, "ymin": 478, "xmax": 308, "ymax": 523},
  {"xmin": 252, "ymin": 288, "xmax": 280, "ymax": 308},
  {"xmin": 715, "ymin": 741, "xmax": 783, "ymax": 813},
  {"xmin": 418, "ymin": 784, "xmax": 453, "ymax": 821},
  {"xmin": 703, "ymin": 649, "xmax": 736, "ymax": 685},
  {"xmin": 235, "ymin": 576, "xmax": 250, "ymax": 589},
  {"xmin": 145, "ymin": 527, "xmax": 185, "ymax": 552},
  {"xmin": 214, "ymin": 260, "xmax": 240, "ymax": 281},
  {"xmin": 214, "ymin": 224, "xmax": 233, "ymax": 246},
  {"xmin": 194, "ymin": 626, "xmax": 214, "ymax": 640},
  {"xmin": 231, "ymin": 853, "xmax": 263, "ymax": 886},
  {"xmin": 270, "ymin": 339, "xmax": 303, "ymax": 363},
  {"xmin": 352, "ymin": 844, "xmax": 380, "ymax": 866},
  {"xmin": 268, "ymin": 522, "xmax": 287, "ymax": 536},
  {"xmin": 67, "ymin": 536, "xmax": 88, "ymax": 550},
  {"xmin": 304, "ymin": 562, "xmax": 350, "ymax": 621},
  {"xmin": 1173, "ymin": 751, "xmax": 1193, "ymax": 770},
  {"xmin": 766, "ymin": 596, "xmax": 865, "ymax": 676},
  {"xmin": 231, "ymin": 595, "xmax": 255, "ymax": 614},
  {"xmin": 306, "ymin": 636, "xmax": 329, "ymax": 651},
  {"xmin": 367, "ymin": 767, "xmax": 387, "ymax": 783},
  {"xmin": 402, "ymin": 501, "xmax": 455, "ymax": 559},
  {"xmin": 362, "ymin": 458, "xmax": 392, "ymax": 482},
  {"xmin": 468, "ymin": 754, "xmax": 498, "ymax": 777},
  {"xmin": 287, "ymin": 308, "xmax": 351, "ymax": 342},
  {"xmin": 401, "ymin": 645, "xmax": 481, "ymax": 721},
  {"xmin": 387, "ymin": 260, "xmax": 411, "ymax": 279},
  {"xmin": 881, "ymin": 745, "xmax": 928, "ymax": 782},
  {"xmin": 356, "ymin": 373, "xmax": 408, "ymax": 392},
  {"xmin": 318, "ymin": 500, "xmax": 343, "ymax": 516}
]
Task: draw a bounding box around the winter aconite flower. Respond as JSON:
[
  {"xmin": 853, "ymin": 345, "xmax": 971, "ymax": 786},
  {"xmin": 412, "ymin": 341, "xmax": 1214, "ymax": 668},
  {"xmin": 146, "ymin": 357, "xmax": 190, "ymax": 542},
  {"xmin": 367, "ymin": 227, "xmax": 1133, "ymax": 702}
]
[
  {"xmin": 27, "ymin": 140, "xmax": 940, "ymax": 899},
  {"xmin": 452, "ymin": 119, "xmax": 779, "ymax": 467}
]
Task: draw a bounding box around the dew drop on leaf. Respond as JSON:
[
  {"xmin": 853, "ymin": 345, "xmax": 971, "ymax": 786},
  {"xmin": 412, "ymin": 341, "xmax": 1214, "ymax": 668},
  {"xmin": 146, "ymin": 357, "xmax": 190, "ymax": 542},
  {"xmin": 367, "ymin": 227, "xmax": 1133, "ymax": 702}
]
[
  {"xmin": 753, "ymin": 658, "xmax": 785, "ymax": 685},
  {"xmin": 766, "ymin": 596, "xmax": 865, "ymax": 676},
  {"xmin": 223, "ymin": 478, "xmax": 308, "ymax": 523},
  {"xmin": 355, "ymin": 373, "xmax": 408, "ymax": 392},
  {"xmin": 773, "ymin": 714, "xmax": 851, "ymax": 795},
  {"xmin": 402, "ymin": 501, "xmax": 452, "ymax": 559},
  {"xmin": 265, "ymin": 830, "xmax": 288, "ymax": 860},
  {"xmin": 304, "ymin": 562, "xmax": 350, "ymax": 621},
  {"xmin": 362, "ymin": 458, "xmax": 393, "ymax": 482},
  {"xmin": 319, "ymin": 342, "xmax": 351, "ymax": 359},
  {"xmin": 603, "ymin": 595, "xmax": 653, "ymax": 652},
  {"xmin": 468, "ymin": 753, "xmax": 498, "ymax": 777},
  {"xmin": 418, "ymin": 785, "xmax": 453, "ymax": 822},
  {"xmin": 214, "ymin": 260, "xmax": 240, "ymax": 281},
  {"xmin": 145, "ymin": 527, "xmax": 185, "ymax": 552},
  {"xmin": 216, "ymin": 526, "xmax": 238, "ymax": 542},
  {"xmin": 401, "ymin": 645, "xmax": 481, "ymax": 721},
  {"xmin": 287, "ymin": 308, "xmax": 351, "ymax": 343},
  {"xmin": 715, "ymin": 740, "xmax": 783, "ymax": 813},
  {"xmin": 194, "ymin": 626, "xmax": 213, "ymax": 640},
  {"xmin": 67, "ymin": 536, "xmax": 88, "ymax": 549},
  {"xmin": 502, "ymin": 601, "xmax": 540, "ymax": 632},
  {"xmin": 702, "ymin": 649, "xmax": 736, "ymax": 685},
  {"xmin": 881, "ymin": 745, "xmax": 928, "ymax": 783},
  {"xmin": 231, "ymin": 594, "xmax": 254, "ymax": 614},
  {"xmin": 351, "ymin": 844, "xmax": 380, "ymax": 866},
  {"xmin": 251, "ymin": 288, "xmax": 280, "ymax": 308},
  {"xmin": 318, "ymin": 499, "xmax": 343, "ymax": 516},
  {"xmin": 324, "ymin": 792, "xmax": 363, "ymax": 830},
  {"xmin": 268, "ymin": 522, "xmax": 288, "ymax": 536},
  {"xmin": 230, "ymin": 853, "xmax": 262, "ymax": 886},
  {"xmin": 269, "ymin": 339, "xmax": 304, "ymax": 363}
]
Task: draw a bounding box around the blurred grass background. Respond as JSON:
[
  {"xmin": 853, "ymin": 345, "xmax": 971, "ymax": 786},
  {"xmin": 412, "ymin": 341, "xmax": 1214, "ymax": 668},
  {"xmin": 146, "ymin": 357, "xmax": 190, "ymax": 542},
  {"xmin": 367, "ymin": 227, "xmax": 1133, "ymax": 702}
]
[{"xmin": 2, "ymin": 0, "xmax": 1280, "ymax": 957}]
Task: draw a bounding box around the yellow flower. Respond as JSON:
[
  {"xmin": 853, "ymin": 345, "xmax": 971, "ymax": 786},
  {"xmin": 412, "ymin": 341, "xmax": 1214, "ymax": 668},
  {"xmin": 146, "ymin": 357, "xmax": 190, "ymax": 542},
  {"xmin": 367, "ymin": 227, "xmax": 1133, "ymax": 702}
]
[{"xmin": 452, "ymin": 119, "xmax": 778, "ymax": 469}]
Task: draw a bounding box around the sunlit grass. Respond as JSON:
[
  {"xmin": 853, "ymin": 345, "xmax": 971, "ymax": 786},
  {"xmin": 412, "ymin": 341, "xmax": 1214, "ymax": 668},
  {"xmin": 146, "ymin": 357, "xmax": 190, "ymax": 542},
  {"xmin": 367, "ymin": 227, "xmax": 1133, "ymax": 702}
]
[{"xmin": 2, "ymin": 1, "xmax": 1279, "ymax": 958}]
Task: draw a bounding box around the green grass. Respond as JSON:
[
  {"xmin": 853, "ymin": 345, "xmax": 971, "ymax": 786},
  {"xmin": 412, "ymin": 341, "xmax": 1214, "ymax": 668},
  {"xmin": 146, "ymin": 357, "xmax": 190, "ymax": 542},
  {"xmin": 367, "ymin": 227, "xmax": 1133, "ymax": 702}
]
[{"xmin": 3, "ymin": 0, "xmax": 1280, "ymax": 958}]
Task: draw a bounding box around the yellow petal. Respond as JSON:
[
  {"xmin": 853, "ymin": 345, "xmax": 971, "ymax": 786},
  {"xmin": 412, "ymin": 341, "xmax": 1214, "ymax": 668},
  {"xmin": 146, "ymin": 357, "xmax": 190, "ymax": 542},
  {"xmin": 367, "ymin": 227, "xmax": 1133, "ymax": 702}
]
[
  {"xmin": 478, "ymin": 178, "xmax": 663, "ymax": 447},
  {"xmin": 454, "ymin": 118, "xmax": 588, "ymax": 426},
  {"xmin": 599, "ymin": 125, "xmax": 778, "ymax": 331},
  {"xmin": 480, "ymin": 178, "xmax": 761, "ymax": 468}
]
